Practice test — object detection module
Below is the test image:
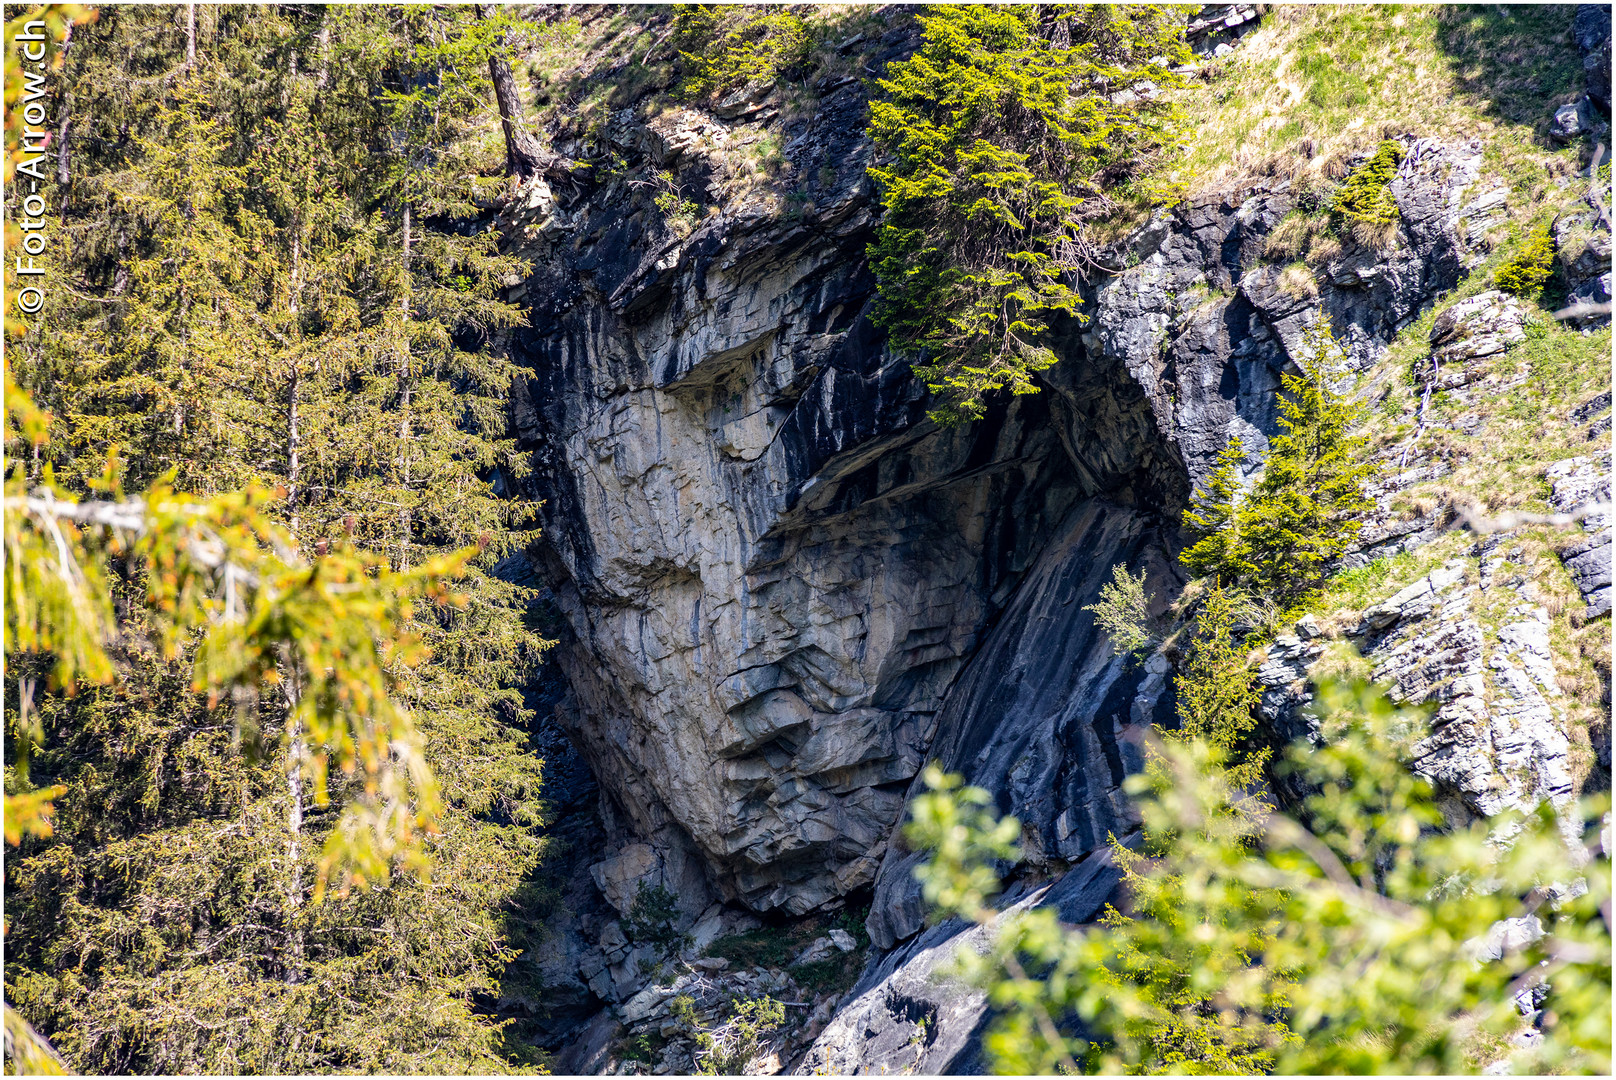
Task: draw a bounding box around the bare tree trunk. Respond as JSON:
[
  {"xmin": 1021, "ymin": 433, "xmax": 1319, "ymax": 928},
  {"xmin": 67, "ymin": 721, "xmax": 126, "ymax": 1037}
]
[
  {"xmin": 479, "ymin": 6, "xmax": 567, "ymax": 180},
  {"xmin": 397, "ymin": 205, "xmax": 413, "ymax": 571},
  {"xmin": 111, "ymin": 223, "xmax": 130, "ymax": 296},
  {"xmin": 185, "ymin": 2, "xmax": 196, "ymax": 68},
  {"xmin": 401, "ymin": 204, "xmax": 410, "ymax": 317},
  {"xmin": 315, "ymin": 15, "xmax": 330, "ymax": 91},
  {"xmin": 281, "ymin": 659, "xmax": 306, "ymax": 985},
  {"xmin": 285, "ymin": 366, "xmax": 300, "ymax": 543},
  {"xmin": 55, "ymin": 23, "xmax": 73, "ymax": 194}
]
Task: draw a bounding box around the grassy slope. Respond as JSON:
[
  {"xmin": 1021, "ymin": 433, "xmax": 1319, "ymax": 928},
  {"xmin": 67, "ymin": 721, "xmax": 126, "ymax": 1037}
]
[
  {"xmin": 1164, "ymin": 7, "xmax": 1609, "ymax": 795},
  {"xmin": 1174, "ymin": 5, "xmax": 1590, "ymax": 194}
]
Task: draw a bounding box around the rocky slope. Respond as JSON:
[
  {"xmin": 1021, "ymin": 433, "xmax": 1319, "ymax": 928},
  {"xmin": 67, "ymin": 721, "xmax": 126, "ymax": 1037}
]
[{"xmin": 492, "ymin": 6, "xmax": 1612, "ymax": 1072}]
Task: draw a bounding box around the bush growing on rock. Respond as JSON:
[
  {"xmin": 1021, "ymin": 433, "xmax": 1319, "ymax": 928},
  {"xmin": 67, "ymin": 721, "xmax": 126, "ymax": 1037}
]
[
  {"xmin": 692, "ymin": 995, "xmax": 786, "ymax": 1075},
  {"xmin": 1084, "ymin": 565, "xmax": 1160, "ymax": 661},
  {"xmin": 625, "ymin": 881, "xmax": 683, "ymax": 947},
  {"xmin": 865, "ymin": 4, "xmax": 1191, "ymax": 425},
  {"xmin": 673, "ymin": 5, "xmax": 809, "ymax": 100},
  {"xmin": 908, "ymin": 681, "xmax": 1613, "ymax": 1075},
  {"xmin": 1329, "ymin": 139, "xmax": 1404, "ymax": 228},
  {"xmin": 1494, "ymin": 224, "xmax": 1557, "ymax": 299}
]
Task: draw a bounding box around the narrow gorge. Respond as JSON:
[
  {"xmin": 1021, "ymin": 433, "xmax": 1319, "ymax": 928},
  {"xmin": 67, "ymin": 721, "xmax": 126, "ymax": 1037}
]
[{"xmin": 5, "ymin": 3, "xmax": 1607, "ymax": 1075}]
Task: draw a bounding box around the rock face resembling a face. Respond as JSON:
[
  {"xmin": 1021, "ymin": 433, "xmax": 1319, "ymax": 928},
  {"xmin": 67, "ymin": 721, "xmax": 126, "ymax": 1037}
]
[
  {"xmin": 508, "ymin": 87, "xmax": 1184, "ymax": 911},
  {"xmin": 513, "ymin": 214, "xmax": 1180, "ymax": 911}
]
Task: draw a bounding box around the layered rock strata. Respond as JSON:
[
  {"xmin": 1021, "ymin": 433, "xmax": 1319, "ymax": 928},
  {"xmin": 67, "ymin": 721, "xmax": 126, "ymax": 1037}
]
[{"xmin": 499, "ymin": 22, "xmax": 1602, "ymax": 1066}]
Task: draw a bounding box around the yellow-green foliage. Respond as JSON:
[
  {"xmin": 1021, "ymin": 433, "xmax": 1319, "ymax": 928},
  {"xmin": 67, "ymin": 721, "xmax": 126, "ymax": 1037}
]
[
  {"xmin": 673, "ymin": 5, "xmax": 808, "ymax": 100},
  {"xmin": 906, "ymin": 684, "xmax": 1612, "ymax": 1075},
  {"xmin": 865, "ymin": 5, "xmax": 1191, "ymax": 425},
  {"xmin": 1084, "ymin": 564, "xmax": 1159, "ymax": 661},
  {"xmin": 693, "ymin": 996, "xmax": 786, "ymax": 1075},
  {"xmin": 1182, "ymin": 321, "xmax": 1377, "ymax": 605},
  {"xmin": 1494, "ymin": 224, "xmax": 1556, "ymax": 298},
  {"xmin": 1168, "ymin": 586, "xmax": 1268, "ymax": 790},
  {"xmin": 1330, "ymin": 139, "xmax": 1404, "ymax": 226}
]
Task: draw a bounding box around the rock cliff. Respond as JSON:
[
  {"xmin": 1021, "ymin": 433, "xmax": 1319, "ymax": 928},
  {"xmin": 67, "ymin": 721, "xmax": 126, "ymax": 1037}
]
[{"xmin": 494, "ymin": 6, "xmax": 1612, "ymax": 1071}]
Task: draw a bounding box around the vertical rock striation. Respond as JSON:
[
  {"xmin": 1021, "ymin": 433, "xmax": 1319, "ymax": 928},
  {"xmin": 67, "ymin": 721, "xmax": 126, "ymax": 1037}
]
[{"xmin": 501, "ymin": 37, "xmax": 1525, "ymax": 1061}]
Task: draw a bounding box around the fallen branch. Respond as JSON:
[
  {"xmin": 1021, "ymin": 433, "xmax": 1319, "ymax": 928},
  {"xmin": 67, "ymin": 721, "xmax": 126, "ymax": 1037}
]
[{"xmin": 1454, "ymin": 499, "xmax": 1610, "ymax": 536}]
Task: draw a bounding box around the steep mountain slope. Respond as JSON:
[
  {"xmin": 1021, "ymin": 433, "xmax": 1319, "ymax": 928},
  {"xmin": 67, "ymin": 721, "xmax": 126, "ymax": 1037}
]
[{"xmin": 489, "ymin": 5, "xmax": 1611, "ymax": 1071}]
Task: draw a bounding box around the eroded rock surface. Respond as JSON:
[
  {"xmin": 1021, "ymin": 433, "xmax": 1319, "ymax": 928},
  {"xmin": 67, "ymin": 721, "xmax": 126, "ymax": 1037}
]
[
  {"xmin": 509, "ymin": 62, "xmax": 1195, "ymax": 919},
  {"xmin": 500, "ymin": 31, "xmax": 1572, "ymax": 1063},
  {"xmin": 1257, "ymin": 559, "xmax": 1579, "ymax": 823},
  {"xmin": 1548, "ymin": 450, "xmax": 1613, "ymax": 618},
  {"xmin": 799, "ymin": 851, "xmax": 1122, "ymax": 1076}
]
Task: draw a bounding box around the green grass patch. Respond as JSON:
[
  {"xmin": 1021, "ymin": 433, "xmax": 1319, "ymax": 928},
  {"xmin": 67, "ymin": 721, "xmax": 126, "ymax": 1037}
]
[{"xmin": 1171, "ymin": 5, "xmax": 1586, "ymax": 197}]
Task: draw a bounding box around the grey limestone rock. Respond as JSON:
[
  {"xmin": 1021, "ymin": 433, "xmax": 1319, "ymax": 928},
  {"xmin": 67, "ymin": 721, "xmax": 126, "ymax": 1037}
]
[
  {"xmin": 1255, "ymin": 564, "xmax": 1580, "ymax": 822},
  {"xmin": 1424, "ymin": 289, "xmax": 1528, "ymax": 388},
  {"xmin": 1575, "ymin": 4, "xmax": 1612, "ymax": 114},
  {"xmin": 1547, "ymin": 451, "xmax": 1613, "ymax": 618},
  {"xmin": 797, "ymin": 850, "xmax": 1122, "ymax": 1076}
]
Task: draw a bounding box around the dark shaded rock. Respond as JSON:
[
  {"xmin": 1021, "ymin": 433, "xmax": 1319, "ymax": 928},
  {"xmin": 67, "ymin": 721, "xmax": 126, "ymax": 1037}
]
[
  {"xmin": 866, "ymin": 499, "xmax": 1178, "ymax": 950},
  {"xmin": 1575, "ymin": 4, "xmax": 1612, "ymax": 114},
  {"xmin": 552, "ymin": 1009, "xmax": 622, "ymax": 1076}
]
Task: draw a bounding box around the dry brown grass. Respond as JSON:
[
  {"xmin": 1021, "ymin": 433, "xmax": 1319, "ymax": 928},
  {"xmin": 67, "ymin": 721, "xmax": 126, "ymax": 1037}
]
[
  {"xmin": 1277, "ymin": 263, "xmax": 1320, "ymax": 299},
  {"xmin": 1304, "ymin": 234, "xmax": 1343, "ymax": 267},
  {"xmin": 1349, "ymin": 218, "xmax": 1401, "ymax": 252}
]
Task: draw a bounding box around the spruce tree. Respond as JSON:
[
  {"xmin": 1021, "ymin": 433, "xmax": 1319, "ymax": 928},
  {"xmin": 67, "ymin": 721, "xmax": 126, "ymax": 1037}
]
[
  {"xmin": 1178, "ymin": 319, "xmax": 1376, "ymax": 605},
  {"xmin": 6, "ymin": 7, "xmax": 557, "ymax": 1071}
]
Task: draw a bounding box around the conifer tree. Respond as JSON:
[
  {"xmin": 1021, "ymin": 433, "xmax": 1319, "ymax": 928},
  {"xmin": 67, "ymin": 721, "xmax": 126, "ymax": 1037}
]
[
  {"xmin": 1179, "ymin": 320, "xmax": 1376, "ymax": 605},
  {"xmin": 866, "ymin": 4, "xmax": 1190, "ymax": 424},
  {"xmin": 6, "ymin": 6, "xmax": 556, "ymax": 1071}
]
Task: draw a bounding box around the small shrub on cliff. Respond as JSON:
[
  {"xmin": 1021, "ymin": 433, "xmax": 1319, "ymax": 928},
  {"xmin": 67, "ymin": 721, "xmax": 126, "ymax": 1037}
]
[
  {"xmin": 866, "ymin": 5, "xmax": 1191, "ymax": 425},
  {"xmin": 1084, "ymin": 564, "xmax": 1160, "ymax": 662},
  {"xmin": 673, "ymin": 5, "xmax": 809, "ymax": 100},
  {"xmin": 1494, "ymin": 224, "xmax": 1556, "ymax": 299},
  {"xmin": 693, "ymin": 996, "xmax": 786, "ymax": 1075},
  {"xmin": 625, "ymin": 881, "xmax": 682, "ymax": 947},
  {"xmin": 1181, "ymin": 320, "xmax": 1377, "ymax": 605},
  {"xmin": 1329, "ymin": 139, "xmax": 1404, "ymax": 228}
]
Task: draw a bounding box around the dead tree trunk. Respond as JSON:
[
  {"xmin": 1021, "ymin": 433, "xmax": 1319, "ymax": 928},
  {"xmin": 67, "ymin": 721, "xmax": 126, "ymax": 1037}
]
[{"xmin": 55, "ymin": 22, "xmax": 73, "ymax": 193}]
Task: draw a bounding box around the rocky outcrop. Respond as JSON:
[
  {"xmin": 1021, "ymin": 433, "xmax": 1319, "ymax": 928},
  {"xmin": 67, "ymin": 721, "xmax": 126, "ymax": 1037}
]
[
  {"xmin": 1090, "ymin": 137, "xmax": 1478, "ymax": 493},
  {"xmin": 1256, "ymin": 556, "xmax": 1582, "ymax": 824},
  {"xmin": 491, "ymin": 6, "xmax": 1613, "ymax": 1063},
  {"xmin": 508, "ymin": 53, "xmax": 1196, "ymax": 926},
  {"xmin": 799, "ymin": 850, "xmax": 1122, "ymax": 1076},
  {"xmin": 1422, "ymin": 289, "xmax": 1528, "ymax": 389},
  {"xmin": 507, "ymin": 106, "xmax": 1497, "ymax": 1037},
  {"xmin": 1186, "ymin": 4, "xmax": 1260, "ymax": 57},
  {"xmin": 1575, "ymin": 4, "xmax": 1612, "ymax": 116},
  {"xmin": 1548, "ymin": 449, "xmax": 1613, "ymax": 619}
]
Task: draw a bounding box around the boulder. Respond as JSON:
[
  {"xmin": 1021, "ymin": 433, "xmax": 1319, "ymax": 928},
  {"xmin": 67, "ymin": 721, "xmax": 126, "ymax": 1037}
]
[
  {"xmin": 789, "ymin": 937, "xmax": 838, "ymax": 968},
  {"xmin": 590, "ymin": 843, "xmax": 661, "ymax": 917},
  {"xmin": 1550, "ymin": 98, "xmax": 1597, "ymax": 142},
  {"xmin": 1423, "ymin": 290, "xmax": 1528, "ymax": 388}
]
